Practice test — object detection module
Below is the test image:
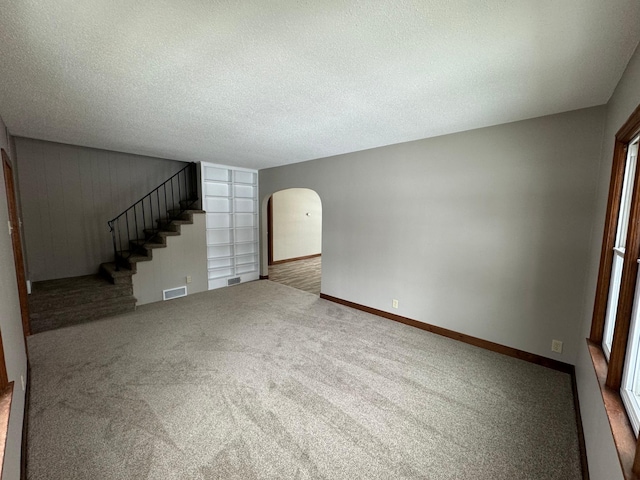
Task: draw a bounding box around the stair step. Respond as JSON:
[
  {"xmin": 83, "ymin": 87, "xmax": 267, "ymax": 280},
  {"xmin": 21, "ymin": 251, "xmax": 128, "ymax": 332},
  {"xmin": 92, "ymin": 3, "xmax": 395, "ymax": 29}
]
[
  {"xmin": 130, "ymin": 240, "xmax": 166, "ymax": 249},
  {"xmin": 31, "ymin": 274, "xmax": 112, "ymax": 292},
  {"xmin": 117, "ymin": 251, "xmax": 152, "ymax": 264},
  {"xmin": 100, "ymin": 262, "xmax": 134, "ymax": 284},
  {"xmin": 143, "ymin": 229, "xmax": 180, "ymax": 237},
  {"xmin": 158, "ymin": 218, "xmax": 193, "ymax": 225},
  {"xmin": 29, "ymin": 275, "xmax": 133, "ymax": 313},
  {"xmin": 29, "ymin": 296, "xmax": 137, "ymax": 334},
  {"xmin": 167, "ymin": 209, "xmax": 206, "ymax": 216}
]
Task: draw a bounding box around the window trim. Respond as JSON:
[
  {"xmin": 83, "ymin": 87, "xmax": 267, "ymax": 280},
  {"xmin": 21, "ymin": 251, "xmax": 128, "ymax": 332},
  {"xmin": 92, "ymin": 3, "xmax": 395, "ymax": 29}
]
[{"xmin": 590, "ymin": 102, "xmax": 640, "ymax": 478}]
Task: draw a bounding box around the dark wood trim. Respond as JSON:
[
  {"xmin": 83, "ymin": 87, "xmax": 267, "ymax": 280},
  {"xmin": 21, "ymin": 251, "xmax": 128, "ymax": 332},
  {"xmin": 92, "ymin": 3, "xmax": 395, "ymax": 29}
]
[
  {"xmin": 0, "ymin": 382, "xmax": 14, "ymax": 480},
  {"xmin": 588, "ymin": 340, "xmax": 640, "ymax": 480},
  {"xmin": 259, "ymin": 275, "xmax": 269, "ymax": 280},
  {"xmin": 267, "ymin": 196, "xmax": 273, "ymax": 266},
  {"xmin": 0, "ymin": 331, "xmax": 7, "ymax": 391},
  {"xmin": 271, "ymin": 253, "xmax": 321, "ymax": 265},
  {"xmin": 590, "ymin": 140, "xmax": 627, "ymax": 343},
  {"xmin": 2, "ymin": 149, "xmax": 30, "ymax": 338},
  {"xmin": 616, "ymin": 103, "xmax": 640, "ymax": 142},
  {"xmin": 569, "ymin": 362, "xmax": 590, "ymax": 480},
  {"xmin": 607, "ymin": 117, "xmax": 640, "ymax": 389},
  {"xmin": 591, "ymin": 103, "xmax": 640, "ymax": 344},
  {"xmin": 20, "ymin": 362, "xmax": 30, "ymax": 480},
  {"xmin": 608, "ymin": 160, "xmax": 640, "ymax": 389},
  {"xmin": 320, "ymin": 293, "xmax": 573, "ymax": 374}
]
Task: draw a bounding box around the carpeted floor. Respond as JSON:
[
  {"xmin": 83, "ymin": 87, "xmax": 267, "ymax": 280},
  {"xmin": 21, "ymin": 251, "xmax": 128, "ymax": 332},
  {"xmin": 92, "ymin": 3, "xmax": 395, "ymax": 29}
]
[{"xmin": 26, "ymin": 280, "xmax": 581, "ymax": 479}]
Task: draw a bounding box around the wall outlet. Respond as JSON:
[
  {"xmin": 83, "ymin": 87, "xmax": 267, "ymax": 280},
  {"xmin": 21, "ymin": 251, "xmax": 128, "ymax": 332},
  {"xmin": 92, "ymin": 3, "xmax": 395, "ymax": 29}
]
[
  {"xmin": 186, "ymin": 275, "xmax": 192, "ymax": 284},
  {"xmin": 551, "ymin": 339, "xmax": 563, "ymax": 354},
  {"xmin": 20, "ymin": 375, "xmax": 25, "ymax": 391},
  {"xmin": 392, "ymin": 299, "xmax": 399, "ymax": 309}
]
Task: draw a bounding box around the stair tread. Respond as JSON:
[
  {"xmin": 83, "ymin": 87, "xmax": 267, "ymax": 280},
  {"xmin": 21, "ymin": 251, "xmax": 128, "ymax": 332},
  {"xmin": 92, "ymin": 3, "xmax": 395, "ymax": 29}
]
[
  {"xmin": 29, "ymin": 284, "xmax": 133, "ymax": 313},
  {"xmin": 144, "ymin": 229, "xmax": 180, "ymax": 237},
  {"xmin": 158, "ymin": 219, "xmax": 192, "ymax": 225},
  {"xmin": 100, "ymin": 262, "xmax": 134, "ymax": 277},
  {"xmin": 130, "ymin": 240, "xmax": 166, "ymax": 249},
  {"xmin": 32, "ymin": 274, "xmax": 111, "ymax": 292},
  {"xmin": 30, "ymin": 295, "xmax": 136, "ymax": 317},
  {"xmin": 30, "ymin": 297, "xmax": 137, "ymax": 334},
  {"xmin": 117, "ymin": 251, "xmax": 152, "ymax": 263},
  {"xmin": 167, "ymin": 209, "xmax": 205, "ymax": 215}
]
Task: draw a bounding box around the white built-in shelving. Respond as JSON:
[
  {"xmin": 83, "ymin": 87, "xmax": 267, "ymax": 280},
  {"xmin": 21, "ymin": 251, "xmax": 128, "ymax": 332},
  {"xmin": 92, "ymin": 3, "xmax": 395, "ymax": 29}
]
[{"xmin": 201, "ymin": 162, "xmax": 259, "ymax": 290}]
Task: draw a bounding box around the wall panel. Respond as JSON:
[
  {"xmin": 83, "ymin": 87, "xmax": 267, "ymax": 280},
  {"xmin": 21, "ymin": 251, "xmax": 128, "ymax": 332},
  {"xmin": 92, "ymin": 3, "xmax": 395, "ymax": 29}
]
[{"xmin": 14, "ymin": 137, "xmax": 186, "ymax": 281}]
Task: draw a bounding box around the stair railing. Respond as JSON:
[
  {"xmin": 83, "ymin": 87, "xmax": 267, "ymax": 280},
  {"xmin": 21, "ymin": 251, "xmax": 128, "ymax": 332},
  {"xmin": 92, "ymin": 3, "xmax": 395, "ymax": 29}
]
[{"xmin": 107, "ymin": 162, "xmax": 198, "ymax": 270}]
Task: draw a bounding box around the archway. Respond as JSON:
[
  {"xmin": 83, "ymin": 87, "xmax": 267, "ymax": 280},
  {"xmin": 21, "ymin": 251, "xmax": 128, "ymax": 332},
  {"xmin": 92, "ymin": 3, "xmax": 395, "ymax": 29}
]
[{"xmin": 263, "ymin": 188, "xmax": 322, "ymax": 295}]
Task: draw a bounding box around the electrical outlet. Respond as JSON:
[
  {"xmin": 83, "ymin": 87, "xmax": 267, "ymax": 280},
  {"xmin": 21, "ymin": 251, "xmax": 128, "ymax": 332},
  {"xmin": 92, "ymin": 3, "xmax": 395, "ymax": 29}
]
[
  {"xmin": 20, "ymin": 375, "xmax": 25, "ymax": 391},
  {"xmin": 392, "ymin": 299, "xmax": 399, "ymax": 309},
  {"xmin": 551, "ymin": 339, "xmax": 563, "ymax": 354},
  {"xmin": 186, "ymin": 275, "xmax": 192, "ymax": 284}
]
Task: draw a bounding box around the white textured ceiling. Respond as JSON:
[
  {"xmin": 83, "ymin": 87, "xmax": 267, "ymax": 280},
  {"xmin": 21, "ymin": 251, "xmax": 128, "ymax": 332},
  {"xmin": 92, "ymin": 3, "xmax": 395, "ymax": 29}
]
[{"xmin": 0, "ymin": 1, "xmax": 639, "ymax": 170}]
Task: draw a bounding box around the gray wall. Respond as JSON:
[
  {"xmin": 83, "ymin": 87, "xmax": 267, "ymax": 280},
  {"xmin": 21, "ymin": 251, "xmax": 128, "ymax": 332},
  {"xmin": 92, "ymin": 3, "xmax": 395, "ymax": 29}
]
[
  {"xmin": 0, "ymin": 115, "xmax": 29, "ymax": 480},
  {"xmin": 260, "ymin": 106, "xmax": 605, "ymax": 365},
  {"xmin": 133, "ymin": 213, "xmax": 208, "ymax": 305},
  {"xmin": 272, "ymin": 188, "xmax": 322, "ymax": 262},
  {"xmin": 14, "ymin": 138, "xmax": 187, "ymax": 281},
  {"xmin": 575, "ymin": 44, "xmax": 640, "ymax": 480}
]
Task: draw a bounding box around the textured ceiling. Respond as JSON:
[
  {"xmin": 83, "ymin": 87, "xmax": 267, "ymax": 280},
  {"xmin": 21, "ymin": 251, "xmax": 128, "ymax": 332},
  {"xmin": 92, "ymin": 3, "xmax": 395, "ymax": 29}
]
[{"xmin": 0, "ymin": 1, "xmax": 639, "ymax": 170}]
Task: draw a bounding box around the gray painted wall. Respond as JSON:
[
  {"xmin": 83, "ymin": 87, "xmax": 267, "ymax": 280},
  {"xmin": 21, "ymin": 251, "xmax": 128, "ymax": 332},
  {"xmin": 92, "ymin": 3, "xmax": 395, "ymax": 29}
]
[
  {"xmin": 0, "ymin": 115, "xmax": 28, "ymax": 480},
  {"xmin": 261, "ymin": 106, "xmax": 605, "ymax": 364},
  {"xmin": 14, "ymin": 138, "xmax": 187, "ymax": 281},
  {"xmin": 133, "ymin": 213, "xmax": 208, "ymax": 305},
  {"xmin": 272, "ymin": 188, "xmax": 322, "ymax": 262},
  {"xmin": 575, "ymin": 43, "xmax": 640, "ymax": 480}
]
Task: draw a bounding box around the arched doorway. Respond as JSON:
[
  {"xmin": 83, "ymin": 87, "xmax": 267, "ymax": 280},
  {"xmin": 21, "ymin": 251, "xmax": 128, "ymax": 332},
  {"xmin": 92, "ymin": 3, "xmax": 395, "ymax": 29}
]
[{"xmin": 264, "ymin": 188, "xmax": 322, "ymax": 295}]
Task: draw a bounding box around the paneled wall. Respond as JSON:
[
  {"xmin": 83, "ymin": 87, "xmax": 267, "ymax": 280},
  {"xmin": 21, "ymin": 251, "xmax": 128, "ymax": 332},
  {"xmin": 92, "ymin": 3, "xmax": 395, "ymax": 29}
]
[{"xmin": 14, "ymin": 138, "xmax": 186, "ymax": 281}]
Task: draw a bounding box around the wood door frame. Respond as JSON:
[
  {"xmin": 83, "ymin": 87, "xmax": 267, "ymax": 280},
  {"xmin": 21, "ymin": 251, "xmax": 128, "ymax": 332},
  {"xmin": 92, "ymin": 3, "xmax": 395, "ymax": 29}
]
[{"xmin": 2, "ymin": 148, "xmax": 30, "ymax": 338}]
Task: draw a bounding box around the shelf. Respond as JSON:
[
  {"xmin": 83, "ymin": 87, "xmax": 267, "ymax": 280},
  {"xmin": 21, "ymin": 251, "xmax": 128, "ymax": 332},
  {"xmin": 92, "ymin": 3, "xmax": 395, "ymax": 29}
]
[{"xmin": 203, "ymin": 162, "xmax": 259, "ymax": 291}]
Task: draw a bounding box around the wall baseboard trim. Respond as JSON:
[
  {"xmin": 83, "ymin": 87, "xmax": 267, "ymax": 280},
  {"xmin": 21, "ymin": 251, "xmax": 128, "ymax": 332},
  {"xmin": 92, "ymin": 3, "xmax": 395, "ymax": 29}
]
[
  {"xmin": 270, "ymin": 253, "xmax": 321, "ymax": 266},
  {"xmin": 259, "ymin": 275, "xmax": 269, "ymax": 280},
  {"xmin": 319, "ymin": 293, "xmax": 573, "ymax": 374},
  {"xmin": 20, "ymin": 362, "xmax": 30, "ymax": 480},
  {"xmin": 319, "ymin": 292, "xmax": 588, "ymax": 475},
  {"xmin": 570, "ymin": 359, "xmax": 590, "ymax": 480}
]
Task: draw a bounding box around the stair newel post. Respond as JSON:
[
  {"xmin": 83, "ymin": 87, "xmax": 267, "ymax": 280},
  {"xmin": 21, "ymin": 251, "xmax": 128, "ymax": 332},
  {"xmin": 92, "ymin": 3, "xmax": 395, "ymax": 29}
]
[
  {"xmin": 133, "ymin": 204, "xmax": 139, "ymax": 244},
  {"xmin": 149, "ymin": 194, "xmax": 154, "ymax": 238},
  {"xmin": 183, "ymin": 168, "xmax": 188, "ymax": 207},
  {"xmin": 109, "ymin": 221, "xmax": 120, "ymax": 272},
  {"xmin": 163, "ymin": 183, "xmax": 168, "ymax": 225},
  {"xmin": 125, "ymin": 211, "xmax": 131, "ymax": 257},
  {"xmin": 171, "ymin": 177, "xmax": 175, "ymax": 216},
  {"xmin": 141, "ymin": 196, "xmax": 147, "ymax": 234},
  {"xmin": 156, "ymin": 189, "xmax": 161, "ymax": 234}
]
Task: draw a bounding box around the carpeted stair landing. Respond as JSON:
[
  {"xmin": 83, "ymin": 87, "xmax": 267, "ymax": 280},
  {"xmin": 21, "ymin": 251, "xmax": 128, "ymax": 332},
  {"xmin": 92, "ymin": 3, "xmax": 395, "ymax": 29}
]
[{"xmin": 28, "ymin": 274, "xmax": 136, "ymax": 334}]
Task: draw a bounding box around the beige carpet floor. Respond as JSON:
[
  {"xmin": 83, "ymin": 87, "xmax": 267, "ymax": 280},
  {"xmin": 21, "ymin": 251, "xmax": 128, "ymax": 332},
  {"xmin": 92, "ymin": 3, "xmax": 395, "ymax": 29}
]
[{"xmin": 26, "ymin": 280, "xmax": 581, "ymax": 479}]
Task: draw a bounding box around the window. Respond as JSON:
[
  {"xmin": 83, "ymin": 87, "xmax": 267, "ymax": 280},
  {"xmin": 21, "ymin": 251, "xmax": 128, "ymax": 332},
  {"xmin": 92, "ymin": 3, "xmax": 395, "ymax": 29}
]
[
  {"xmin": 590, "ymin": 105, "xmax": 640, "ymax": 478},
  {"xmin": 603, "ymin": 139, "xmax": 639, "ymax": 360}
]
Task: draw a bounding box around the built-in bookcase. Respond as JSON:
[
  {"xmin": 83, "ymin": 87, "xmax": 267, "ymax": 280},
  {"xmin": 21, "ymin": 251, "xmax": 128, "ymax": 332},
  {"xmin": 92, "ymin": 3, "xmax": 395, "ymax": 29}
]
[{"xmin": 201, "ymin": 162, "xmax": 259, "ymax": 290}]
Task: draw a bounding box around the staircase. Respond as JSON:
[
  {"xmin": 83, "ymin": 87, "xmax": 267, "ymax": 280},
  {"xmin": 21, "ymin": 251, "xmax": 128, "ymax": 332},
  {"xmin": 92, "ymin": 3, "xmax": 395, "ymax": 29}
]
[{"xmin": 28, "ymin": 163, "xmax": 201, "ymax": 334}]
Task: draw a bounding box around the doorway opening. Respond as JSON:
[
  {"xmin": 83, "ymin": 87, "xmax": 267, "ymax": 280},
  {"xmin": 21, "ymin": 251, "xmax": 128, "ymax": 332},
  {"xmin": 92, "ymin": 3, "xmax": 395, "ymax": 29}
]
[{"xmin": 266, "ymin": 188, "xmax": 322, "ymax": 295}]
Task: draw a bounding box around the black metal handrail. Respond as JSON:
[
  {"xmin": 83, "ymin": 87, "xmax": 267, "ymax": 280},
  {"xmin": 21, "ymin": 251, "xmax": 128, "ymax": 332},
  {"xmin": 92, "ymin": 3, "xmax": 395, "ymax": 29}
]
[{"xmin": 108, "ymin": 162, "xmax": 198, "ymax": 270}]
